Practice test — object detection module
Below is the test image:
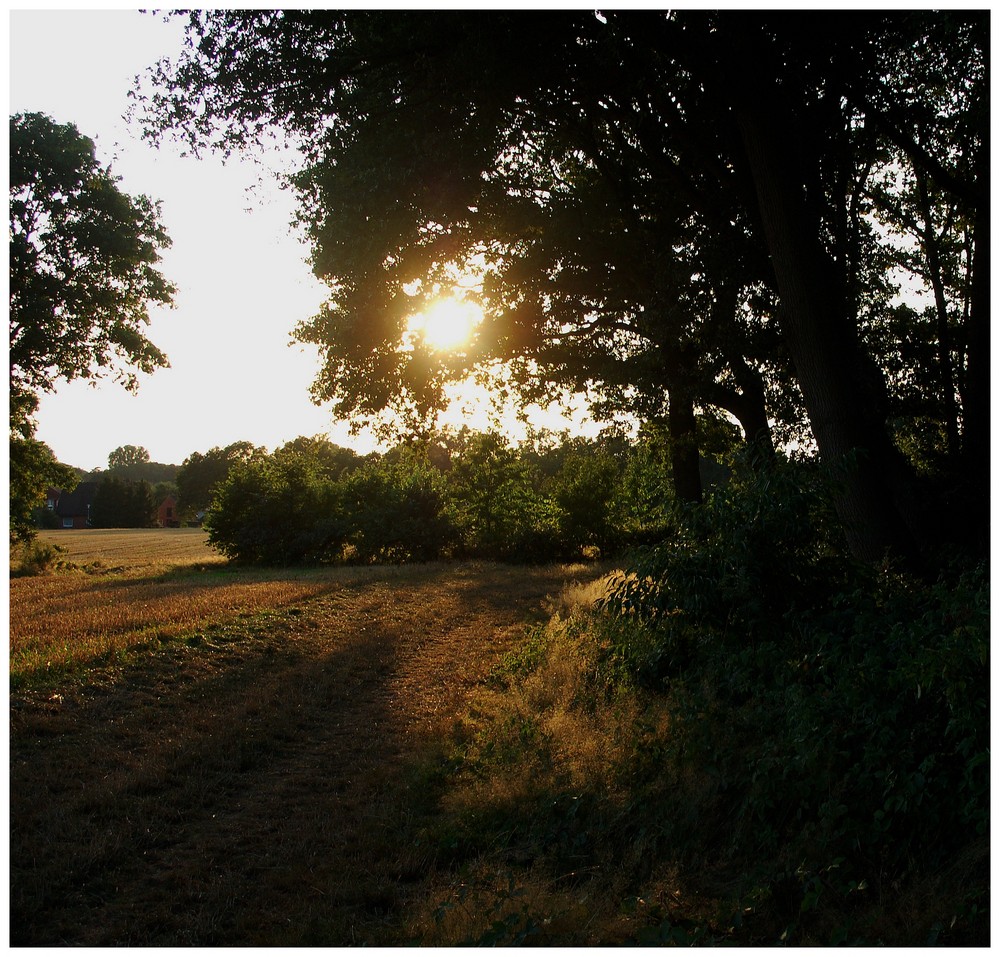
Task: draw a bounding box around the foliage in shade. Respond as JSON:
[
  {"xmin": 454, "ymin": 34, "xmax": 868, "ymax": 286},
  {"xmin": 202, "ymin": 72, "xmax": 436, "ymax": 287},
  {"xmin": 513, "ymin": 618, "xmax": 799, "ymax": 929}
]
[
  {"xmin": 175, "ymin": 441, "xmax": 267, "ymax": 520},
  {"xmin": 439, "ymin": 464, "xmax": 988, "ymax": 944}
]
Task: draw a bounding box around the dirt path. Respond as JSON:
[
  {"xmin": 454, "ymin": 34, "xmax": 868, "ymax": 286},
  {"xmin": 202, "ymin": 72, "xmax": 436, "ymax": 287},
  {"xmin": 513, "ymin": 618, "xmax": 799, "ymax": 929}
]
[{"xmin": 10, "ymin": 562, "xmax": 597, "ymax": 946}]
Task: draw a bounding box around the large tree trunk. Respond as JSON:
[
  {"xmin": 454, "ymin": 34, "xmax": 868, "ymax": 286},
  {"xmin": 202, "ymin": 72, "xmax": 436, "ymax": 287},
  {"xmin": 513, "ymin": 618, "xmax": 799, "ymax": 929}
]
[
  {"xmin": 722, "ymin": 32, "xmax": 923, "ymax": 564},
  {"xmin": 707, "ymin": 277, "xmax": 776, "ymax": 466},
  {"xmin": 706, "ymin": 379, "xmax": 774, "ymax": 467}
]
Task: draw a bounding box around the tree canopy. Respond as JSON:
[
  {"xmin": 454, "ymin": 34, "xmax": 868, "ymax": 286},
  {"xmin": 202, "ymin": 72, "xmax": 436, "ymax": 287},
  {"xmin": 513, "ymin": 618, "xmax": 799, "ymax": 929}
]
[
  {"xmin": 9, "ymin": 112, "xmax": 175, "ymax": 420},
  {"xmin": 9, "ymin": 113, "xmax": 176, "ymax": 541},
  {"xmin": 137, "ymin": 10, "xmax": 988, "ymax": 565}
]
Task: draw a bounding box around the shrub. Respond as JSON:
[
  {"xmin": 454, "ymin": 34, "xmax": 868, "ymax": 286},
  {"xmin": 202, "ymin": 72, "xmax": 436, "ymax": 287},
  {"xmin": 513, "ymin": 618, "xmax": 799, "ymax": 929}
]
[
  {"xmin": 598, "ymin": 458, "xmax": 989, "ymax": 928},
  {"xmin": 206, "ymin": 452, "xmax": 346, "ymax": 564},
  {"xmin": 446, "ymin": 432, "xmax": 566, "ymax": 562},
  {"xmin": 10, "ymin": 539, "xmax": 66, "ymax": 577},
  {"xmin": 550, "ymin": 445, "xmax": 621, "ymax": 555},
  {"xmin": 342, "ymin": 453, "xmax": 458, "ymax": 562},
  {"xmin": 602, "ymin": 457, "xmax": 850, "ymax": 679}
]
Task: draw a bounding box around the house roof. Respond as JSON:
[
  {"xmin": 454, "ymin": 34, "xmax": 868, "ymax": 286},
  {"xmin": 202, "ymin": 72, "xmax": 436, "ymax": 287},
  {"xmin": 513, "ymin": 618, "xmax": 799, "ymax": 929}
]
[{"xmin": 55, "ymin": 482, "xmax": 99, "ymax": 518}]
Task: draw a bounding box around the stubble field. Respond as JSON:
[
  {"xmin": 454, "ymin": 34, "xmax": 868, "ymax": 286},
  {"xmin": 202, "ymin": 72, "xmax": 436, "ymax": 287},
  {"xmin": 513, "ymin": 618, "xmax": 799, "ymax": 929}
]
[{"xmin": 10, "ymin": 529, "xmax": 605, "ymax": 945}]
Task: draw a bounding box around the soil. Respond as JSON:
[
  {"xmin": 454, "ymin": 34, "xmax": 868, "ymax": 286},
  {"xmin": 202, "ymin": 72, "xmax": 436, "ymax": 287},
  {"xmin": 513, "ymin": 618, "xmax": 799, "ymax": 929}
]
[{"xmin": 9, "ymin": 562, "xmax": 597, "ymax": 946}]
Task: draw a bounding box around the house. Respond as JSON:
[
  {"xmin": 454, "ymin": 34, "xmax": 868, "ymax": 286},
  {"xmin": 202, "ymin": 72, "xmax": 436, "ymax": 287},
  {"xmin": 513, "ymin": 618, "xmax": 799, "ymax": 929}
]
[
  {"xmin": 157, "ymin": 494, "xmax": 180, "ymax": 528},
  {"xmin": 53, "ymin": 482, "xmax": 98, "ymax": 529}
]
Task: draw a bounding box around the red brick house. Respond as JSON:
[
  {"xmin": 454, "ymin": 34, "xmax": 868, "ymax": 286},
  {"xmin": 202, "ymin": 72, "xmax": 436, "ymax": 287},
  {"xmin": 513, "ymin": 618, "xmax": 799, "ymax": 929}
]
[{"xmin": 157, "ymin": 494, "xmax": 180, "ymax": 528}]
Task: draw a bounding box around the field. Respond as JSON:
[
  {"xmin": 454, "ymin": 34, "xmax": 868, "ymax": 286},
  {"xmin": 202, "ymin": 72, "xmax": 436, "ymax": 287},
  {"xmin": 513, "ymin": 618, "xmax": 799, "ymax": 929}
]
[
  {"xmin": 10, "ymin": 529, "xmax": 608, "ymax": 945},
  {"xmin": 33, "ymin": 527, "xmax": 225, "ymax": 571},
  {"xmin": 12, "ymin": 530, "xmax": 983, "ymax": 945}
]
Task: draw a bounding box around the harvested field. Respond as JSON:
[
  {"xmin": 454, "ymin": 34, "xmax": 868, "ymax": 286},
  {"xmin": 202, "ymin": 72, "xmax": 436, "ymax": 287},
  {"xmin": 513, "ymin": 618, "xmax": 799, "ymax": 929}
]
[
  {"xmin": 34, "ymin": 527, "xmax": 224, "ymax": 573},
  {"xmin": 10, "ymin": 546, "xmax": 604, "ymax": 945}
]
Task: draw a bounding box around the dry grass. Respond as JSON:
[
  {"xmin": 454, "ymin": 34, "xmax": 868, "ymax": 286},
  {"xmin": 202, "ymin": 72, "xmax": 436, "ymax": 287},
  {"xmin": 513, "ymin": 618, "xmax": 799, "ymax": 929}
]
[
  {"xmin": 12, "ymin": 564, "xmax": 340, "ymax": 684},
  {"xmin": 34, "ymin": 527, "xmax": 225, "ymax": 574},
  {"xmin": 11, "ymin": 530, "xmax": 330, "ymax": 684},
  {"xmin": 406, "ymin": 604, "xmax": 672, "ymax": 946},
  {"xmin": 10, "ymin": 534, "xmax": 608, "ymax": 946}
]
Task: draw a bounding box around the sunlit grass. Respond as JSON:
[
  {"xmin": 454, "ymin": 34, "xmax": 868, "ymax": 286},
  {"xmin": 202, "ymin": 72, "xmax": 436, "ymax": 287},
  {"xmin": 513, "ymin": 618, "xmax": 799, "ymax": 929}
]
[
  {"xmin": 9, "ymin": 529, "xmax": 454, "ymax": 687},
  {"xmin": 10, "ymin": 570, "xmax": 338, "ymax": 685},
  {"xmin": 32, "ymin": 527, "xmax": 225, "ymax": 575},
  {"xmin": 398, "ymin": 576, "xmax": 678, "ymax": 946}
]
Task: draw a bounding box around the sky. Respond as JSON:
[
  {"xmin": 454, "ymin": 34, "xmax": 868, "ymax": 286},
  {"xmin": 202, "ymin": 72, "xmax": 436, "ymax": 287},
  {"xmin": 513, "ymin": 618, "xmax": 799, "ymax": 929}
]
[
  {"xmin": 9, "ymin": 9, "xmax": 598, "ymax": 472},
  {"xmin": 9, "ymin": 10, "xmax": 355, "ymax": 470}
]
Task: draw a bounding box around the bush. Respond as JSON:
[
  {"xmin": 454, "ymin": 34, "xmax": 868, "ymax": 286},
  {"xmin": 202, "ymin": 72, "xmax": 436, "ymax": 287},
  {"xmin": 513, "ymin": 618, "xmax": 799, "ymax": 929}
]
[
  {"xmin": 550, "ymin": 445, "xmax": 621, "ymax": 555},
  {"xmin": 603, "ymin": 457, "xmax": 849, "ymax": 678},
  {"xmin": 446, "ymin": 432, "xmax": 567, "ymax": 562},
  {"xmin": 599, "ymin": 458, "xmax": 989, "ymax": 924},
  {"xmin": 10, "ymin": 539, "xmax": 66, "ymax": 577},
  {"xmin": 342, "ymin": 453, "xmax": 458, "ymax": 562},
  {"xmin": 206, "ymin": 452, "xmax": 346, "ymax": 565}
]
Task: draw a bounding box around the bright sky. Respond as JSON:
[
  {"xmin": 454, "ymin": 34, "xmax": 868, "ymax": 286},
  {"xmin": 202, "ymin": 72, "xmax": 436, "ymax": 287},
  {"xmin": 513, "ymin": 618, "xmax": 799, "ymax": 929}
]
[
  {"xmin": 9, "ymin": 9, "xmax": 603, "ymax": 472},
  {"xmin": 9, "ymin": 9, "xmax": 358, "ymax": 470}
]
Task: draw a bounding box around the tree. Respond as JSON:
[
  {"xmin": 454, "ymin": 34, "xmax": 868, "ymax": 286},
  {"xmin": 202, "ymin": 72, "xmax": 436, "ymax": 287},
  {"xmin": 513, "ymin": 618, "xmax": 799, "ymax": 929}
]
[
  {"xmin": 9, "ymin": 113, "xmax": 175, "ymax": 541},
  {"xmin": 89, "ymin": 476, "xmax": 155, "ymax": 528},
  {"xmin": 176, "ymin": 441, "xmax": 265, "ymax": 518},
  {"xmin": 9, "ymin": 435, "xmax": 78, "ymax": 543},
  {"xmin": 9, "ymin": 112, "xmax": 175, "ymax": 414},
  {"xmin": 139, "ymin": 11, "xmax": 987, "ymax": 564},
  {"xmin": 107, "ymin": 444, "xmax": 150, "ymax": 474},
  {"xmin": 276, "ymin": 435, "xmax": 363, "ymax": 481}
]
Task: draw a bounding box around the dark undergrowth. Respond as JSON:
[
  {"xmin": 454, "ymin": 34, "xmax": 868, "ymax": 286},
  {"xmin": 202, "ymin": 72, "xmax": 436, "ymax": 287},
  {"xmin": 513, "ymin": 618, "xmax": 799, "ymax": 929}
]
[{"xmin": 408, "ymin": 461, "xmax": 989, "ymax": 945}]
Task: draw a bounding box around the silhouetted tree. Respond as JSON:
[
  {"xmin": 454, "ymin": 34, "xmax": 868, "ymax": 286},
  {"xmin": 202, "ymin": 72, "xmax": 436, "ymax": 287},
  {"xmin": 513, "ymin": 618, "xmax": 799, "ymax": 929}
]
[
  {"xmin": 139, "ymin": 11, "xmax": 987, "ymax": 563},
  {"xmin": 90, "ymin": 476, "xmax": 156, "ymax": 528},
  {"xmin": 9, "ymin": 112, "xmax": 174, "ymax": 421}
]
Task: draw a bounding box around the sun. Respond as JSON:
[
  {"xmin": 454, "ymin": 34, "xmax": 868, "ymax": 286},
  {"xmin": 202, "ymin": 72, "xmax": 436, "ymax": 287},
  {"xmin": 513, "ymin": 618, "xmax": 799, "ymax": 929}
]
[{"xmin": 408, "ymin": 297, "xmax": 482, "ymax": 352}]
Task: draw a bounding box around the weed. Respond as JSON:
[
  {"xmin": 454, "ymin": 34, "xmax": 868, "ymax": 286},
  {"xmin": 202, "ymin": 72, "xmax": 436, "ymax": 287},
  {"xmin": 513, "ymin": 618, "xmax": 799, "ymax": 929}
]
[{"xmin": 10, "ymin": 539, "xmax": 67, "ymax": 577}]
